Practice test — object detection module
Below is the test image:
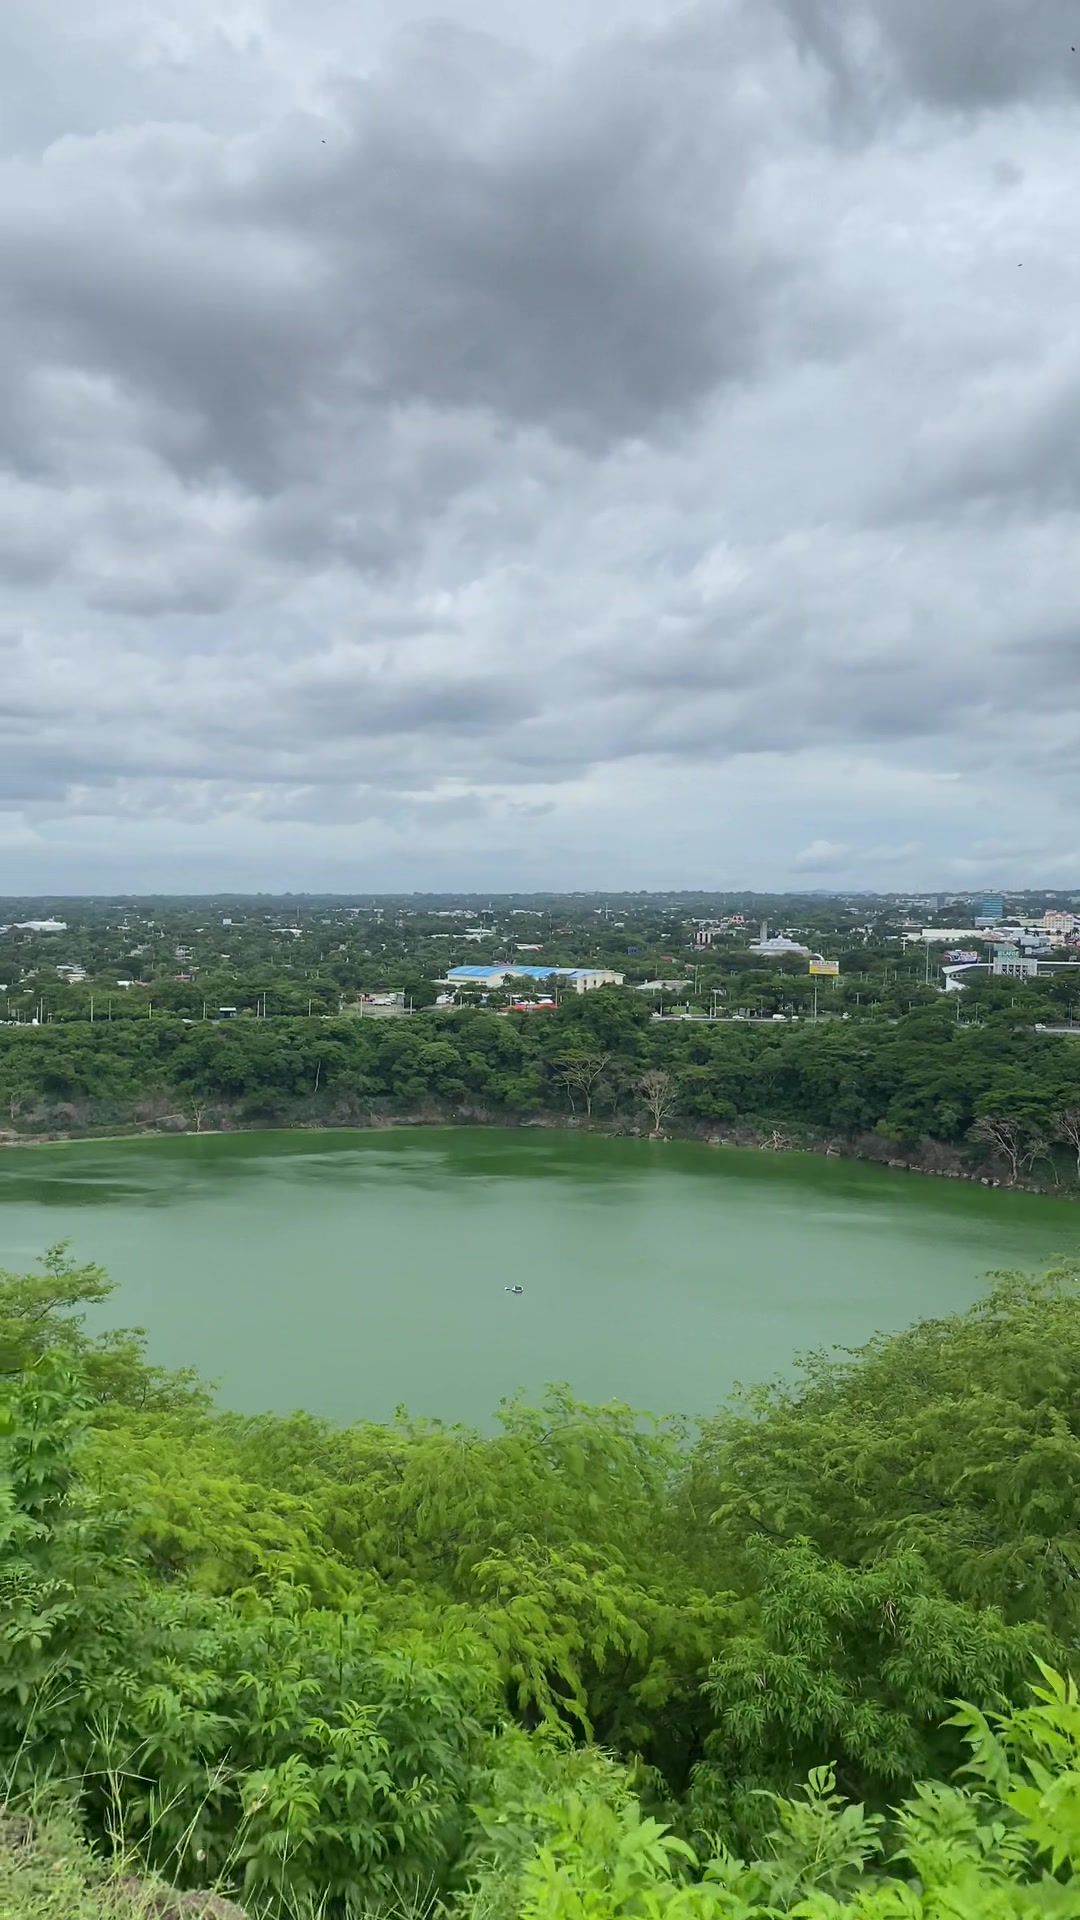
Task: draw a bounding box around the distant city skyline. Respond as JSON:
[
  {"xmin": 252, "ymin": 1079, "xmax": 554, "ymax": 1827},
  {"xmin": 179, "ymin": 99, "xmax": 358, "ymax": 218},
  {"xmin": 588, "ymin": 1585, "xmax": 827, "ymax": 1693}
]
[{"xmin": 3, "ymin": 885, "xmax": 1080, "ymax": 908}]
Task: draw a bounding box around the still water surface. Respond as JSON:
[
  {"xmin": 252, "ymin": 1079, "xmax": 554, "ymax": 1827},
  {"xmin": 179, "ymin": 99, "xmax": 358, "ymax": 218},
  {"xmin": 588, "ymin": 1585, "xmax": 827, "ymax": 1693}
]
[{"xmin": 0, "ymin": 1129, "xmax": 1076, "ymax": 1426}]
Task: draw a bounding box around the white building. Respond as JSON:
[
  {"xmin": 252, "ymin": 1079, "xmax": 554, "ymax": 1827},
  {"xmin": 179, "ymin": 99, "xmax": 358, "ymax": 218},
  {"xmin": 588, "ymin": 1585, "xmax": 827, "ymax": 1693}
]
[
  {"xmin": 445, "ymin": 964, "xmax": 624, "ymax": 994},
  {"xmin": 993, "ymin": 945, "xmax": 1040, "ymax": 980},
  {"xmin": 1008, "ymin": 930, "xmax": 1051, "ymax": 956},
  {"xmin": 907, "ymin": 928, "xmax": 995, "ymax": 944},
  {"xmin": 748, "ymin": 935, "xmax": 812, "ymax": 958}
]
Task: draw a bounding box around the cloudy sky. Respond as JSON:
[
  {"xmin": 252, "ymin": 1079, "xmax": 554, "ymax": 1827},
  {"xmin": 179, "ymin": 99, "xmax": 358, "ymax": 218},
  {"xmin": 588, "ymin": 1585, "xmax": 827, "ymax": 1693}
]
[{"xmin": 2, "ymin": 0, "xmax": 1079, "ymax": 893}]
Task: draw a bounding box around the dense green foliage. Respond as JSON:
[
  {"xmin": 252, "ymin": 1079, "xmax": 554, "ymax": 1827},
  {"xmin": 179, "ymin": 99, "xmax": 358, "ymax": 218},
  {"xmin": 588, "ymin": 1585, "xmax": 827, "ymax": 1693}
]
[
  {"xmin": 3, "ymin": 996, "xmax": 1080, "ymax": 1183},
  {"xmin": 3, "ymin": 1250, "xmax": 1080, "ymax": 1913},
  {"xmin": 15, "ymin": 1680, "xmax": 1080, "ymax": 1917},
  {"xmin": 0, "ymin": 889, "xmax": 923, "ymax": 1019},
  {"xmin": 6, "ymin": 886, "xmax": 1080, "ymax": 1182}
]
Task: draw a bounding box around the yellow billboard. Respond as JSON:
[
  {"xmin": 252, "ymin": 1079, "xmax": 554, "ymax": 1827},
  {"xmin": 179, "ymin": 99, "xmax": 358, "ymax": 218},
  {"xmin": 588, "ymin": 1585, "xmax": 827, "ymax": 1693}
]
[{"xmin": 809, "ymin": 959, "xmax": 840, "ymax": 977}]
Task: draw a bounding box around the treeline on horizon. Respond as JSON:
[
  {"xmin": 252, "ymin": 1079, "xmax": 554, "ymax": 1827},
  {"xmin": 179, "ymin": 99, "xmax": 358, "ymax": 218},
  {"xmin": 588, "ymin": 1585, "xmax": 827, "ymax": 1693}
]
[
  {"xmin": 3, "ymin": 990, "xmax": 1080, "ymax": 1181},
  {"xmin": 5, "ymin": 1250, "xmax": 1080, "ymax": 1915}
]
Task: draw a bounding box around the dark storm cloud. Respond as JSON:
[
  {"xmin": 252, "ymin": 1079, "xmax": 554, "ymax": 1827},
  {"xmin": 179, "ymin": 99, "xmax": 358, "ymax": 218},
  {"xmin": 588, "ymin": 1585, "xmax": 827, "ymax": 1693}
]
[
  {"xmin": 235, "ymin": 45, "xmax": 784, "ymax": 447},
  {"xmin": 0, "ymin": 164, "xmax": 326, "ymax": 494},
  {"xmin": 0, "ymin": 720, "xmax": 126, "ymax": 799},
  {"xmin": 779, "ymin": 0, "xmax": 1080, "ymax": 113},
  {"xmin": 0, "ymin": 15, "xmax": 798, "ymax": 523}
]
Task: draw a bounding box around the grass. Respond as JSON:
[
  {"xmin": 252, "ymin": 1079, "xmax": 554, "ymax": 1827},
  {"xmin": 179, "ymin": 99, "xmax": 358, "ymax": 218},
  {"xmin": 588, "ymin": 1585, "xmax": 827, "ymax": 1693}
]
[
  {"xmin": 0, "ymin": 1807, "xmax": 136, "ymax": 1918},
  {"xmin": 0, "ymin": 1804, "xmax": 251, "ymax": 1918}
]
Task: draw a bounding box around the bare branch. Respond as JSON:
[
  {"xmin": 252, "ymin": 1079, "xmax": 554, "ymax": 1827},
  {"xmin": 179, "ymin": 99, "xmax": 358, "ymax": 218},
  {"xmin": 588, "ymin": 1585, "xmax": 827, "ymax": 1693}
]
[
  {"xmin": 639, "ymin": 1068, "xmax": 679, "ymax": 1136},
  {"xmin": 969, "ymin": 1114, "xmax": 1027, "ymax": 1184},
  {"xmin": 1056, "ymin": 1109, "xmax": 1080, "ymax": 1183}
]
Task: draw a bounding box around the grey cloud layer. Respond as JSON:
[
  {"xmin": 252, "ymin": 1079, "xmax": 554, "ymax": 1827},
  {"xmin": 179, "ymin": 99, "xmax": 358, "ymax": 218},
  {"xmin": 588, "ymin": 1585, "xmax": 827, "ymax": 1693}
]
[
  {"xmin": 1, "ymin": 0, "xmax": 1079, "ymax": 886},
  {"xmin": 1, "ymin": 18, "xmax": 796, "ymax": 496},
  {"xmin": 781, "ymin": 0, "xmax": 1080, "ymax": 112}
]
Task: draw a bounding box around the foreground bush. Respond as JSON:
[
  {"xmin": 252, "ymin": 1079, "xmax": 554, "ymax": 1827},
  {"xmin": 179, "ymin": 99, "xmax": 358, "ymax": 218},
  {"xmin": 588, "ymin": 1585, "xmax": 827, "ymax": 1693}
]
[
  {"xmin": 4, "ymin": 1251, "xmax": 1080, "ymax": 1911},
  {"xmin": 501, "ymin": 1668, "xmax": 1080, "ymax": 1915},
  {"xmin": 8, "ymin": 1672, "xmax": 1080, "ymax": 1916}
]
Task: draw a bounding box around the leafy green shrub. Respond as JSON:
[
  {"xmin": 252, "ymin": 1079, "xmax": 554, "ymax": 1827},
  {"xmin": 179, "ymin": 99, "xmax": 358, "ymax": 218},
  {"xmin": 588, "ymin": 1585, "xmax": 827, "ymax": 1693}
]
[
  {"xmin": 0, "ymin": 1356, "xmax": 498, "ymax": 1916},
  {"xmin": 505, "ymin": 1668, "xmax": 1080, "ymax": 1917},
  {"xmin": 7, "ymin": 1252, "xmax": 1080, "ymax": 1913},
  {"xmin": 86, "ymin": 1589, "xmax": 494, "ymax": 1912}
]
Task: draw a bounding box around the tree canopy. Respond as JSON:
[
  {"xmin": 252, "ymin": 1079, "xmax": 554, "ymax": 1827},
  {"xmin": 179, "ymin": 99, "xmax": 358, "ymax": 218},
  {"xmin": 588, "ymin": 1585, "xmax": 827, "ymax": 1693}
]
[{"xmin": 4, "ymin": 997, "xmax": 1080, "ymax": 1189}]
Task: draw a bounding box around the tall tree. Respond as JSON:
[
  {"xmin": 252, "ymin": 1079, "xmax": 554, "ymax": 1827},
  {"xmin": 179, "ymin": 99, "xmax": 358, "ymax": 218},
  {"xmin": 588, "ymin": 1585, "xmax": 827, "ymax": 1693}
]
[
  {"xmin": 639, "ymin": 1068, "xmax": 679, "ymax": 1135},
  {"xmin": 553, "ymin": 1048, "xmax": 612, "ymax": 1119}
]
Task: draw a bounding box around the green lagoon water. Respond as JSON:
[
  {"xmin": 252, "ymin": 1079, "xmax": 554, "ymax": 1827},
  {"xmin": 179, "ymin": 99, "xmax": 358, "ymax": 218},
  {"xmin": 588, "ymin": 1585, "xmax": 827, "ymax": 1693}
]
[{"xmin": 0, "ymin": 1128, "xmax": 1076, "ymax": 1426}]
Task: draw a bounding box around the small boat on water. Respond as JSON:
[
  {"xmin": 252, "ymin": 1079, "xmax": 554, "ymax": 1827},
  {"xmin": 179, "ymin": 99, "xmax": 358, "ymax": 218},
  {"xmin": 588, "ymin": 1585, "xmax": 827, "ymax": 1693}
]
[{"xmin": 504, "ymin": 1285, "xmax": 525, "ymax": 1295}]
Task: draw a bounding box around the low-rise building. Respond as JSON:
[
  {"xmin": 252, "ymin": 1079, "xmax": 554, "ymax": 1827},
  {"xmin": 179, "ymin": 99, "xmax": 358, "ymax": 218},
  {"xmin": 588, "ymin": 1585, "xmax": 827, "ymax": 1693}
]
[
  {"xmin": 908, "ymin": 928, "xmax": 1007, "ymax": 944},
  {"xmin": 444, "ymin": 964, "xmax": 624, "ymax": 994},
  {"xmin": 992, "ymin": 946, "xmax": 1039, "ymax": 979},
  {"xmin": 748, "ymin": 935, "xmax": 812, "ymax": 958}
]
